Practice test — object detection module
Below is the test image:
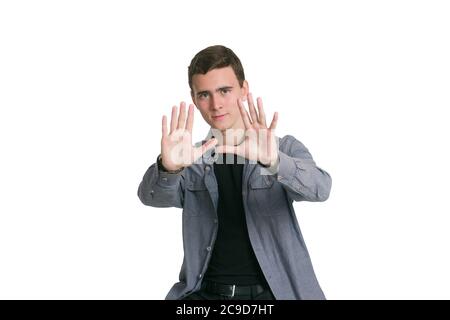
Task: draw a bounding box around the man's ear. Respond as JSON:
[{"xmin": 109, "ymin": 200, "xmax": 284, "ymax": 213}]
[
  {"xmin": 190, "ymin": 90, "xmax": 197, "ymax": 106},
  {"xmin": 241, "ymin": 80, "xmax": 249, "ymax": 101}
]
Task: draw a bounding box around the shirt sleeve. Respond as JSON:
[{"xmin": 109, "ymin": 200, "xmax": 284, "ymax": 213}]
[
  {"xmin": 275, "ymin": 135, "xmax": 332, "ymax": 202},
  {"xmin": 137, "ymin": 154, "xmax": 185, "ymax": 208}
]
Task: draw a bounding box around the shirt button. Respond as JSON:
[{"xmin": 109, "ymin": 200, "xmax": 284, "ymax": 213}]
[
  {"xmin": 198, "ymin": 274, "xmax": 202, "ymax": 279},
  {"xmin": 205, "ymin": 166, "xmax": 210, "ymax": 171},
  {"xmin": 213, "ymin": 219, "xmax": 218, "ymax": 224},
  {"xmin": 162, "ymin": 177, "xmax": 168, "ymax": 181},
  {"xmin": 206, "ymin": 246, "xmax": 211, "ymax": 251}
]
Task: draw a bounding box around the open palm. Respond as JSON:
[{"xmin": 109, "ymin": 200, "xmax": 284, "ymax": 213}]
[
  {"xmin": 216, "ymin": 93, "xmax": 279, "ymax": 167},
  {"xmin": 161, "ymin": 102, "xmax": 217, "ymax": 171}
]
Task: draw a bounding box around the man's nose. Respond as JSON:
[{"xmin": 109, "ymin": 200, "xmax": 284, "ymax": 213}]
[{"xmin": 210, "ymin": 94, "xmax": 223, "ymax": 110}]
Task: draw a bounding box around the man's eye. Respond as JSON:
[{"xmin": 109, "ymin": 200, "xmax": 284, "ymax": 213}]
[
  {"xmin": 199, "ymin": 93, "xmax": 208, "ymax": 99},
  {"xmin": 221, "ymin": 89, "xmax": 230, "ymax": 94}
]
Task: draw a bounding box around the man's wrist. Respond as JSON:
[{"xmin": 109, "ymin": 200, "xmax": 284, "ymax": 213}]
[
  {"xmin": 258, "ymin": 160, "xmax": 271, "ymax": 168},
  {"xmin": 157, "ymin": 155, "xmax": 184, "ymax": 174},
  {"xmin": 258, "ymin": 157, "xmax": 278, "ymax": 168},
  {"xmin": 258, "ymin": 156, "xmax": 280, "ymax": 175}
]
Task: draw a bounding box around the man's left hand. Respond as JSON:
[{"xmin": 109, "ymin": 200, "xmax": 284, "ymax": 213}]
[{"xmin": 215, "ymin": 93, "xmax": 279, "ymax": 167}]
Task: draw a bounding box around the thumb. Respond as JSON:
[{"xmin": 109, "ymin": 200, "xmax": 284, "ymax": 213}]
[{"xmin": 193, "ymin": 138, "xmax": 218, "ymax": 161}]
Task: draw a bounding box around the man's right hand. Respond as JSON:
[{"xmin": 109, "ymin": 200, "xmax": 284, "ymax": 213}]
[{"xmin": 160, "ymin": 102, "xmax": 217, "ymax": 172}]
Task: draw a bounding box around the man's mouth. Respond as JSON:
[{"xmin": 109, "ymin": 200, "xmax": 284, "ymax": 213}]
[{"xmin": 212, "ymin": 114, "xmax": 227, "ymax": 121}]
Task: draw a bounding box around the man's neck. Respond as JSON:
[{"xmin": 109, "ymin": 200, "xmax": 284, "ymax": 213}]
[
  {"xmin": 221, "ymin": 128, "xmax": 245, "ymax": 146},
  {"xmin": 208, "ymin": 118, "xmax": 246, "ymax": 146}
]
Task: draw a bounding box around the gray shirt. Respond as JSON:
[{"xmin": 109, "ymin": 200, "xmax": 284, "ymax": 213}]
[{"xmin": 137, "ymin": 134, "xmax": 332, "ymax": 300}]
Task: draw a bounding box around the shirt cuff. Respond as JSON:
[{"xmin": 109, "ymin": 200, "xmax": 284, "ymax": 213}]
[
  {"xmin": 273, "ymin": 151, "xmax": 296, "ymax": 181},
  {"xmin": 156, "ymin": 155, "xmax": 184, "ymax": 187}
]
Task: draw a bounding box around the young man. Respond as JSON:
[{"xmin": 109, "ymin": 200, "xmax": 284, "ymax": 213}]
[{"xmin": 137, "ymin": 45, "xmax": 332, "ymax": 300}]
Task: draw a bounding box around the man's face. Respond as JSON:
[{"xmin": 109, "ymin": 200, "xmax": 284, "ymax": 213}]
[{"xmin": 191, "ymin": 66, "xmax": 248, "ymax": 132}]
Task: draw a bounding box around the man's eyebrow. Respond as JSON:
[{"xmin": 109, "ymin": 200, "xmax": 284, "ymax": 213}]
[
  {"xmin": 216, "ymin": 86, "xmax": 233, "ymax": 92},
  {"xmin": 196, "ymin": 86, "xmax": 234, "ymax": 96},
  {"xmin": 216, "ymin": 86, "xmax": 233, "ymax": 91}
]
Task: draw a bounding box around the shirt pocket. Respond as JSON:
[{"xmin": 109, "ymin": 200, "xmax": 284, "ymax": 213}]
[
  {"xmin": 183, "ymin": 178, "xmax": 209, "ymax": 217},
  {"xmin": 249, "ymin": 175, "xmax": 285, "ymax": 216}
]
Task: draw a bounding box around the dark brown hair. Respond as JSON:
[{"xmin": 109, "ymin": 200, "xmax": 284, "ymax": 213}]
[{"xmin": 188, "ymin": 45, "xmax": 245, "ymax": 90}]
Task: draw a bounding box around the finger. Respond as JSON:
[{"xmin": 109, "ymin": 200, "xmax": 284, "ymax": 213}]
[
  {"xmin": 215, "ymin": 144, "xmax": 237, "ymax": 154},
  {"xmin": 247, "ymin": 93, "xmax": 259, "ymax": 126},
  {"xmin": 185, "ymin": 104, "xmax": 194, "ymax": 133},
  {"xmin": 177, "ymin": 101, "xmax": 186, "ymax": 130},
  {"xmin": 267, "ymin": 130, "xmax": 278, "ymax": 165},
  {"xmin": 162, "ymin": 115, "xmax": 168, "ymax": 137},
  {"xmin": 181, "ymin": 132, "xmax": 193, "ymax": 166},
  {"xmin": 193, "ymin": 138, "xmax": 218, "ymax": 160},
  {"xmin": 238, "ymin": 98, "xmax": 252, "ymax": 129},
  {"xmin": 170, "ymin": 105, "xmax": 177, "ymax": 134},
  {"xmin": 257, "ymin": 97, "xmax": 267, "ymax": 127},
  {"xmin": 269, "ymin": 112, "xmax": 278, "ymax": 130}
]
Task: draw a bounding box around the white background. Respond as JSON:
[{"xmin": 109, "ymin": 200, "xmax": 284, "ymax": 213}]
[{"xmin": 1, "ymin": 0, "xmax": 449, "ymax": 299}]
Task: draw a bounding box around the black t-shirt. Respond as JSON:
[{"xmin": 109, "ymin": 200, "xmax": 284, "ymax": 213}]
[{"xmin": 204, "ymin": 153, "xmax": 267, "ymax": 286}]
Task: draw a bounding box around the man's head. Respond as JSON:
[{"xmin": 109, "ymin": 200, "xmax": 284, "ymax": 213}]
[
  {"xmin": 188, "ymin": 45, "xmax": 246, "ymax": 90},
  {"xmin": 188, "ymin": 45, "xmax": 248, "ymax": 133}
]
